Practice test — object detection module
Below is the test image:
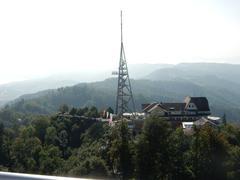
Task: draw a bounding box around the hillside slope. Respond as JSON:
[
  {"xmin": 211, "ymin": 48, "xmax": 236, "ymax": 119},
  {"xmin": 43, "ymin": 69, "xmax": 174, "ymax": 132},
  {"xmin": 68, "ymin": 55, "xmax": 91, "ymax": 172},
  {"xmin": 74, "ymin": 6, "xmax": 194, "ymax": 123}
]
[
  {"xmin": 8, "ymin": 77, "xmax": 240, "ymax": 121},
  {"xmin": 0, "ymin": 63, "xmax": 170, "ymax": 106}
]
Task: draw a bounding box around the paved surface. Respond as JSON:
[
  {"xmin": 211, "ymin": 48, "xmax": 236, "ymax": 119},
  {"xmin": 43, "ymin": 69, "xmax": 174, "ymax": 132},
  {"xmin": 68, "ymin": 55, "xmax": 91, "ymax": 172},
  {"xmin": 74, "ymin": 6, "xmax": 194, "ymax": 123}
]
[{"xmin": 0, "ymin": 172, "xmax": 88, "ymax": 180}]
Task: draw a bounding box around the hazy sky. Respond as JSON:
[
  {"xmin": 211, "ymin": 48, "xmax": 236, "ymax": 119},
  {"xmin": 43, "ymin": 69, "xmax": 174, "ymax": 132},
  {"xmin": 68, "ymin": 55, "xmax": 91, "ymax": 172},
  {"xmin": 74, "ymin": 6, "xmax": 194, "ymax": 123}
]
[{"xmin": 0, "ymin": 0, "xmax": 240, "ymax": 84}]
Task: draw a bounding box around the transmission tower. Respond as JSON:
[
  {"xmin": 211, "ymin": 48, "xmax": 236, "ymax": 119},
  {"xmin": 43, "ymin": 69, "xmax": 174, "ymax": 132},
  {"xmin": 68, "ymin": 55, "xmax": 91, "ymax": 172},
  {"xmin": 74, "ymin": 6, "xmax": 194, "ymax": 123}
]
[{"xmin": 115, "ymin": 11, "xmax": 136, "ymax": 116}]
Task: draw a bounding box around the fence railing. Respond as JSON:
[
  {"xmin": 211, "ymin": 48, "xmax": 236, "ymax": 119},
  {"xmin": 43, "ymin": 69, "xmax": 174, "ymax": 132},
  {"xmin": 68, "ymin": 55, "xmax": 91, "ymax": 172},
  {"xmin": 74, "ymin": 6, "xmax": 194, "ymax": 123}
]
[{"xmin": 0, "ymin": 172, "xmax": 89, "ymax": 180}]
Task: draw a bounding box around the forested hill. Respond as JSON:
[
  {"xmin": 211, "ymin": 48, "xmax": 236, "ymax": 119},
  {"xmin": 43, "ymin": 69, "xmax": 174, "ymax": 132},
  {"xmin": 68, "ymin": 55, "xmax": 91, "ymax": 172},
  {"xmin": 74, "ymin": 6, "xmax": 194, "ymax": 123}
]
[
  {"xmin": 145, "ymin": 63, "xmax": 240, "ymax": 83},
  {"xmin": 8, "ymin": 76, "xmax": 240, "ymax": 121},
  {"xmin": 0, "ymin": 63, "xmax": 170, "ymax": 106}
]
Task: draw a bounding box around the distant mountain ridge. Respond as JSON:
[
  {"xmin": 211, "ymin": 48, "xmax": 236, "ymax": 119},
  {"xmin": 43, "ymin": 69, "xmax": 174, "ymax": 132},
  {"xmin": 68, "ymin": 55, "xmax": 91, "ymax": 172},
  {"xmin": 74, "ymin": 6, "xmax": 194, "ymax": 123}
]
[
  {"xmin": 146, "ymin": 63, "xmax": 240, "ymax": 83},
  {"xmin": 0, "ymin": 63, "xmax": 170, "ymax": 106},
  {"xmin": 4, "ymin": 62, "xmax": 240, "ymax": 121}
]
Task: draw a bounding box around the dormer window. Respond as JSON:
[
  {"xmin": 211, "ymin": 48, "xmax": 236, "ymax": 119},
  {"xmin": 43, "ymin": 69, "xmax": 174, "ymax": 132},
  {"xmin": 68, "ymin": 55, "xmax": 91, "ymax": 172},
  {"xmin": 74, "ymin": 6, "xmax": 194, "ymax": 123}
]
[{"xmin": 187, "ymin": 103, "xmax": 197, "ymax": 110}]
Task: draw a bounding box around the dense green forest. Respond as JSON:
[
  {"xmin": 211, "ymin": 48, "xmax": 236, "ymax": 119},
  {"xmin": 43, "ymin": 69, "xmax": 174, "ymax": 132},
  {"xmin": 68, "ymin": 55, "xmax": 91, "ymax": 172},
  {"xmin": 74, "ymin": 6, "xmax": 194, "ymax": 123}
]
[
  {"xmin": 8, "ymin": 77, "xmax": 240, "ymax": 121},
  {"xmin": 1, "ymin": 105, "xmax": 240, "ymax": 179}
]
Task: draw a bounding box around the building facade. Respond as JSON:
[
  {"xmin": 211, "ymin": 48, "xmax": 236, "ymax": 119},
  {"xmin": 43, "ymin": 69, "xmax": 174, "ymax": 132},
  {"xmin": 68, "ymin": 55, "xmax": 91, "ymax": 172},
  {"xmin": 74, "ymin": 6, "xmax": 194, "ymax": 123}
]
[{"xmin": 142, "ymin": 96, "xmax": 211, "ymax": 126}]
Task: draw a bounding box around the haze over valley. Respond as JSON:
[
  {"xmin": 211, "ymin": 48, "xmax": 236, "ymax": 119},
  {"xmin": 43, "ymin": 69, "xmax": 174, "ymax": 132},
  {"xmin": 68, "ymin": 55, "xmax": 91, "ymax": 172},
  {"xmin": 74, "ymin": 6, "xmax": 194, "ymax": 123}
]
[
  {"xmin": 0, "ymin": 62, "xmax": 239, "ymax": 121},
  {"xmin": 1, "ymin": 0, "xmax": 240, "ymax": 179}
]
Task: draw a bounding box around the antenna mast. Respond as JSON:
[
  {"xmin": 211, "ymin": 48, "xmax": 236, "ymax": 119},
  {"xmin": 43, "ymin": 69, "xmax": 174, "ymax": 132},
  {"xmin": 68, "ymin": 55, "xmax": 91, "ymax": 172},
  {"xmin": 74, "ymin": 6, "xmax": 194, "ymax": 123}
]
[
  {"xmin": 115, "ymin": 11, "xmax": 136, "ymax": 116},
  {"xmin": 121, "ymin": 11, "xmax": 123, "ymax": 43}
]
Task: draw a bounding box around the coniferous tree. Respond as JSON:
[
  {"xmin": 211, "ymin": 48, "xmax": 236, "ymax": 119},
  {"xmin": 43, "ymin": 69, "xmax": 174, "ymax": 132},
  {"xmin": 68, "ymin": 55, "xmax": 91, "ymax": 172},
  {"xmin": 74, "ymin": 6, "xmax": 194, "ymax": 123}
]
[
  {"xmin": 191, "ymin": 125, "xmax": 229, "ymax": 180},
  {"xmin": 135, "ymin": 116, "xmax": 173, "ymax": 179},
  {"xmin": 223, "ymin": 113, "xmax": 227, "ymax": 126},
  {"xmin": 59, "ymin": 104, "xmax": 69, "ymax": 114},
  {"xmin": 0, "ymin": 123, "xmax": 5, "ymax": 164},
  {"xmin": 108, "ymin": 120, "xmax": 134, "ymax": 179},
  {"xmin": 106, "ymin": 107, "xmax": 114, "ymax": 114}
]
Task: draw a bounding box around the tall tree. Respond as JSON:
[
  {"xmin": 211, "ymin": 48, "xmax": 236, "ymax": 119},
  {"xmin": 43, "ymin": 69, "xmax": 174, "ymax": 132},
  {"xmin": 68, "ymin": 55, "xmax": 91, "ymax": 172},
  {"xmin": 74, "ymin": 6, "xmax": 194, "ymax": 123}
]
[
  {"xmin": 0, "ymin": 123, "xmax": 5, "ymax": 164},
  {"xmin": 135, "ymin": 116, "xmax": 173, "ymax": 179},
  {"xmin": 59, "ymin": 104, "xmax": 69, "ymax": 114},
  {"xmin": 32, "ymin": 116, "xmax": 50, "ymax": 144},
  {"xmin": 57, "ymin": 130, "xmax": 69, "ymax": 158},
  {"xmin": 45, "ymin": 126, "xmax": 58, "ymax": 145},
  {"xmin": 223, "ymin": 113, "xmax": 227, "ymax": 126},
  {"xmin": 191, "ymin": 125, "xmax": 229, "ymax": 180},
  {"xmin": 108, "ymin": 120, "xmax": 134, "ymax": 179},
  {"xmin": 168, "ymin": 128, "xmax": 193, "ymax": 179},
  {"xmin": 11, "ymin": 126, "xmax": 42, "ymax": 172},
  {"xmin": 106, "ymin": 107, "xmax": 114, "ymax": 114}
]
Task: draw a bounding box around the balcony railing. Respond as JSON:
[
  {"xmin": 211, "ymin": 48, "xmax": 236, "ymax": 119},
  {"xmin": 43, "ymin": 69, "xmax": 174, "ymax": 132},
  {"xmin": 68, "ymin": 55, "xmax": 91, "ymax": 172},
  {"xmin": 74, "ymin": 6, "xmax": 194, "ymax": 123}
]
[{"xmin": 0, "ymin": 171, "xmax": 89, "ymax": 180}]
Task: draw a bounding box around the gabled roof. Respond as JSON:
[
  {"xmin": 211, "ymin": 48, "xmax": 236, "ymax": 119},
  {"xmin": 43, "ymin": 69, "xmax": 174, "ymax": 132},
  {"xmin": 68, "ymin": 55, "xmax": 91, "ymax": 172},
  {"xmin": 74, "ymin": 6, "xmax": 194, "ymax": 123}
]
[
  {"xmin": 141, "ymin": 103, "xmax": 150, "ymax": 110},
  {"xmin": 161, "ymin": 103, "xmax": 186, "ymax": 111},
  {"xmin": 142, "ymin": 102, "xmax": 158, "ymax": 112},
  {"xmin": 185, "ymin": 96, "xmax": 210, "ymax": 111},
  {"xmin": 143, "ymin": 102, "xmax": 185, "ymax": 113},
  {"xmin": 194, "ymin": 117, "xmax": 217, "ymax": 127},
  {"xmin": 142, "ymin": 96, "xmax": 211, "ymax": 113},
  {"xmin": 148, "ymin": 104, "xmax": 168, "ymax": 113}
]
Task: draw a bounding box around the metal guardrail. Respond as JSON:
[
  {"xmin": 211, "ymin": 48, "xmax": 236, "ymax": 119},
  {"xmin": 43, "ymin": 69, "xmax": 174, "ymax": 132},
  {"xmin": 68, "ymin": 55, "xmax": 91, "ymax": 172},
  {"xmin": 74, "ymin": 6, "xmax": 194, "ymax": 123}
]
[{"xmin": 0, "ymin": 172, "xmax": 89, "ymax": 180}]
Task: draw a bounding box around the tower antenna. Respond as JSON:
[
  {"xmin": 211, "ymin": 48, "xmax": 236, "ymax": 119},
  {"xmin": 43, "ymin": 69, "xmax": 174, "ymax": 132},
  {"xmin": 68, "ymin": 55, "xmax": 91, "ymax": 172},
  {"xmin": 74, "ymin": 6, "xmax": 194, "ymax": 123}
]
[
  {"xmin": 115, "ymin": 11, "xmax": 136, "ymax": 116},
  {"xmin": 121, "ymin": 10, "xmax": 123, "ymax": 43}
]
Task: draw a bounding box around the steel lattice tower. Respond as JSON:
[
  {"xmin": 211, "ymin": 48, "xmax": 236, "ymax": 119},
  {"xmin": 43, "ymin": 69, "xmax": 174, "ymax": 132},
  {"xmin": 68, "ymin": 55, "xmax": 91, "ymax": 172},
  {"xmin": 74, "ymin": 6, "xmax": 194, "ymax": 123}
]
[{"xmin": 115, "ymin": 11, "xmax": 136, "ymax": 116}]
